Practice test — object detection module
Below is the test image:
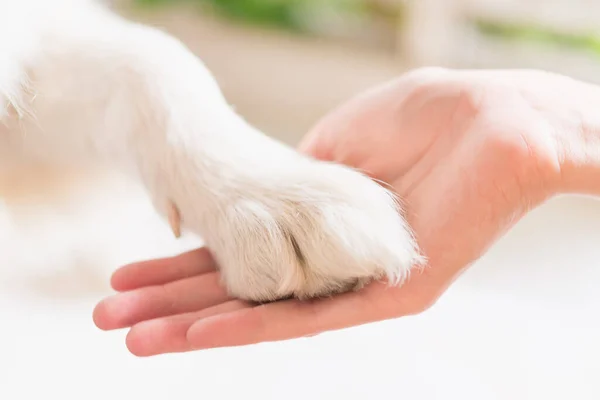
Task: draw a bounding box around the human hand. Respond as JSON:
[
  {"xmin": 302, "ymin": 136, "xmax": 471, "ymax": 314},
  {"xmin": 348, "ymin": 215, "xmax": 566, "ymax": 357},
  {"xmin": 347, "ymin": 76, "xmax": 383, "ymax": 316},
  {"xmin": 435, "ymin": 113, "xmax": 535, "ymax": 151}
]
[{"xmin": 94, "ymin": 67, "xmax": 571, "ymax": 356}]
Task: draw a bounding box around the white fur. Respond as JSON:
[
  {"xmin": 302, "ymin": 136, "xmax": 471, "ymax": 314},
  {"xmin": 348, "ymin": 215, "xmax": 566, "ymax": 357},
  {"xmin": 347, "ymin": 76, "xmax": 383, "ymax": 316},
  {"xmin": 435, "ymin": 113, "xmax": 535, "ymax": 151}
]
[{"xmin": 0, "ymin": 0, "xmax": 423, "ymax": 302}]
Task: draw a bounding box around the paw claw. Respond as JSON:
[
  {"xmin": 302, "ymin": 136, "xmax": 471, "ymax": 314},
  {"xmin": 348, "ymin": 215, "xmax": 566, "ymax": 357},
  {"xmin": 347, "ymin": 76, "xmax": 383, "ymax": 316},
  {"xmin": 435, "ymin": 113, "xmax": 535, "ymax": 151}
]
[{"xmin": 167, "ymin": 200, "xmax": 182, "ymax": 238}]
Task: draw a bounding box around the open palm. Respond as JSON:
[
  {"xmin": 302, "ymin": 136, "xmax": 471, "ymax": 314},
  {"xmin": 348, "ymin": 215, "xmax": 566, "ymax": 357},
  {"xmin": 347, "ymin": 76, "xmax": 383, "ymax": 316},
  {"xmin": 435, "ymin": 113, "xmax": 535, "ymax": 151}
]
[{"xmin": 93, "ymin": 68, "xmax": 561, "ymax": 356}]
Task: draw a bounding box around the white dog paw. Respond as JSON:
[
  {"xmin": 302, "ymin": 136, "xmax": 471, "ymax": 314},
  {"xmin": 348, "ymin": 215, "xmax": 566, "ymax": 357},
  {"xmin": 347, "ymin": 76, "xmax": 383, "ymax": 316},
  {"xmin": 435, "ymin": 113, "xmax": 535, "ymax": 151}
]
[{"xmin": 154, "ymin": 143, "xmax": 423, "ymax": 302}]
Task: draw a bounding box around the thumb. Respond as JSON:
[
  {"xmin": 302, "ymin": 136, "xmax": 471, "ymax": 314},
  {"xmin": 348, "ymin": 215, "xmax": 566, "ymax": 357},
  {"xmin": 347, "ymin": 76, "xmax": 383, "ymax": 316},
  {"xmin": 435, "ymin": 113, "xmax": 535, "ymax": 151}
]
[
  {"xmin": 297, "ymin": 125, "xmax": 334, "ymax": 161},
  {"xmin": 297, "ymin": 128, "xmax": 320, "ymax": 155}
]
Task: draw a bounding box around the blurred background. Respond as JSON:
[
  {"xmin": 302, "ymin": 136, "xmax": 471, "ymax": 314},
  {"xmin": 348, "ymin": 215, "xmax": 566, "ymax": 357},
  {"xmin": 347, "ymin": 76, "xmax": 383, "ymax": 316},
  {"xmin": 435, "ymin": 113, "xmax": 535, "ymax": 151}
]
[
  {"xmin": 113, "ymin": 0, "xmax": 600, "ymax": 144},
  {"xmin": 2, "ymin": 1, "xmax": 600, "ymax": 399}
]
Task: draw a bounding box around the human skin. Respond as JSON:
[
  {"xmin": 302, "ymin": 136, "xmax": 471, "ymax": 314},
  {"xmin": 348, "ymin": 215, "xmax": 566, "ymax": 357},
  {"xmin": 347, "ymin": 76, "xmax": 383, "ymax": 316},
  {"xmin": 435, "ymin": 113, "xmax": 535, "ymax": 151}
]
[{"xmin": 93, "ymin": 67, "xmax": 600, "ymax": 357}]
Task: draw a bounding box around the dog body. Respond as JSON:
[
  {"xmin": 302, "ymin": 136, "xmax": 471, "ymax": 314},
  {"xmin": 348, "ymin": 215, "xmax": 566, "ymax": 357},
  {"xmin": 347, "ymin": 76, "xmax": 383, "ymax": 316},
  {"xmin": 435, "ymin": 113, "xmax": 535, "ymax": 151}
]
[{"xmin": 0, "ymin": 0, "xmax": 421, "ymax": 301}]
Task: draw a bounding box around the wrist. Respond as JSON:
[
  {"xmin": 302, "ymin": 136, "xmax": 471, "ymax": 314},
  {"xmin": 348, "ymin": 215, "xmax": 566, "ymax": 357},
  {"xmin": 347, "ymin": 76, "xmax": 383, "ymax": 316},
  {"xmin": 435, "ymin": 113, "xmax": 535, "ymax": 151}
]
[
  {"xmin": 552, "ymin": 78, "xmax": 600, "ymax": 196},
  {"xmin": 514, "ymin": 71, "xmax": 600, "ymax": 198}
]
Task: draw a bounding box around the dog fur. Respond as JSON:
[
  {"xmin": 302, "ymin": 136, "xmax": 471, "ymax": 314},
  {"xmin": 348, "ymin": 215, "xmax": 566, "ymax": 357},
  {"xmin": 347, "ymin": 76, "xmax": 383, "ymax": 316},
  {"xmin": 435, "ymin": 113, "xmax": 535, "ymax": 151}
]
[{"xmin": 0, "ymin": 0, "xmax": 423, "ymax": 302}]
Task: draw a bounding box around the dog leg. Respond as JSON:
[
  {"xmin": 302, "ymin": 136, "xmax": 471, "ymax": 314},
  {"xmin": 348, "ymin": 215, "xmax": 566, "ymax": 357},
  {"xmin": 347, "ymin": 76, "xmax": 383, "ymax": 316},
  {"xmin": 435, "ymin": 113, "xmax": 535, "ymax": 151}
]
[{"xmin": 0, "ymin": 0, "xmax": 424, "ymax": 301}]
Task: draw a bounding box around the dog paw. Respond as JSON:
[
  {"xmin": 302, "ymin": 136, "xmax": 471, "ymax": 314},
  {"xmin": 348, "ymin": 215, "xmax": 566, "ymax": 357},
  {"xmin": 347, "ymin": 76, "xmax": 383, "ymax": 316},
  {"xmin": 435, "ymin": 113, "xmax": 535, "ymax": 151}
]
[{"xmin": 152, "ymin": 138, "xmax": 423, "ymax": 302}]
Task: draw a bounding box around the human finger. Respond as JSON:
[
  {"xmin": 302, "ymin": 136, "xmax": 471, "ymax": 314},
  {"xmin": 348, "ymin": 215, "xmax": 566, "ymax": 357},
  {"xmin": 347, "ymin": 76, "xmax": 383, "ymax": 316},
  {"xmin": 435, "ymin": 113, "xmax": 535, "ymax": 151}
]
[
  {"xmin": 125, "ymin": 300, "xmax": 250, "ymax": 357},
  {"xmin": 94, "ymin": 271, "xmax": 230, "ymax": 330},
  {"xmin": 185, "ymin": 282, "xmax": 405, "ymax": 350},
  {"xmin": 110, "ymin": 248, "xmax": 216, "ymax": 291}
]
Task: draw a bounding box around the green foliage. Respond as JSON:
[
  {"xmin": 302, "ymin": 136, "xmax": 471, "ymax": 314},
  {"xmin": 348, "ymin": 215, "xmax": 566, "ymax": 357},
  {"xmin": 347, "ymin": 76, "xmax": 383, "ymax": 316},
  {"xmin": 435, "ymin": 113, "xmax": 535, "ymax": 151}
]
[
  {"xmin": 134, "ymin": 0, "xmax": 368, "ymax": 32},
  {"xmin": 475, "ymin": 19, "xmax": 600, "ymax": 57},
  {"xmin": 133, "ymin": 0, "xmax": 600, "ymax": 57}
]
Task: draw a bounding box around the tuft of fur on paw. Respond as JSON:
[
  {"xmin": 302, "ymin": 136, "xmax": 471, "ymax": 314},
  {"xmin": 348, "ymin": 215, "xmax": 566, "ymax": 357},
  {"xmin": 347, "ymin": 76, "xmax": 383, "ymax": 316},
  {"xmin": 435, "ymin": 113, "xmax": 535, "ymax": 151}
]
[{"xmin": 191, "ymin": 159, "xmax": 424, "ymax": 303}]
